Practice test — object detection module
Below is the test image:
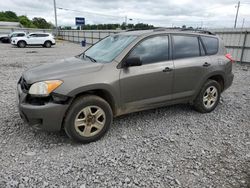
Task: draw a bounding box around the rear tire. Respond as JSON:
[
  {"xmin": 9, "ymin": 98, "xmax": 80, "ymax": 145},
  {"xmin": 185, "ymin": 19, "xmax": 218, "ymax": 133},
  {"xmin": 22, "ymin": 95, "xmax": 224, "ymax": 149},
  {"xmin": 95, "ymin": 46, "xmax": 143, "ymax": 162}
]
[
  {"xmin": 64, "ymin": 95, "xmax": 113, "ymax": 143},
  {"xmin": 44, "ymin": 41, "xmax": 52, "ymax": 48},
  {"xmin": 17, "ymin": 41, "xmax": 26, "ymax": 48},
  {"xmin": 193, "ymin": 79, "xmax": 221, "ymax": 113}
]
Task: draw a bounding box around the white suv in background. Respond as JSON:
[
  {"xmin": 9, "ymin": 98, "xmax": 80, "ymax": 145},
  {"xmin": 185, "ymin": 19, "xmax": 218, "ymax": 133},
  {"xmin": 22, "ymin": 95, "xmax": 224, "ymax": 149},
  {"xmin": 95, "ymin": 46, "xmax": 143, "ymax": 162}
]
[{"xmin": 11, "ymin": 33, "xmax": 56, "ymax": 48}]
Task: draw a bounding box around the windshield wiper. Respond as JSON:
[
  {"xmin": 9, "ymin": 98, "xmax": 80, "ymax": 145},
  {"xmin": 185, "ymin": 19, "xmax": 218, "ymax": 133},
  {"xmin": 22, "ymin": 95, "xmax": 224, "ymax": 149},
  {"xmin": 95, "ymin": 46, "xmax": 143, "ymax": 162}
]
[{"xmin": 85, "ymin": 54, "xmax": 97, "ymax": 63}]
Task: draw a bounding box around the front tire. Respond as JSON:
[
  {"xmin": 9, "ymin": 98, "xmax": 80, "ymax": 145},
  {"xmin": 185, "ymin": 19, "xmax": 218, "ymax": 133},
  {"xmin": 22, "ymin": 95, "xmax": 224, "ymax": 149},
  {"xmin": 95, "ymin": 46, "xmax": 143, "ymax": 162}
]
[
  {"xmin": 193, "ymin": 79, "xmax": 221, "ymax": 113},
  {"xmin": 17, "ymin": 41, "xmax": 26, "ymax": 48},
  {"xmin": 64, "ymin": 95, "xmax": 113, "ymax": 143}
]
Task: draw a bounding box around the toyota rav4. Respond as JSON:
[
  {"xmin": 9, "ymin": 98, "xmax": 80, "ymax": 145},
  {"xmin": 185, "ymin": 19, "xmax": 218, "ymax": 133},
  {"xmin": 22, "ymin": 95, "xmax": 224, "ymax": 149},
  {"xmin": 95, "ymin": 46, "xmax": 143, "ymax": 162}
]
[{"xmin": 17, "ymin": 29, "xmax": 234, "ymax": 143}]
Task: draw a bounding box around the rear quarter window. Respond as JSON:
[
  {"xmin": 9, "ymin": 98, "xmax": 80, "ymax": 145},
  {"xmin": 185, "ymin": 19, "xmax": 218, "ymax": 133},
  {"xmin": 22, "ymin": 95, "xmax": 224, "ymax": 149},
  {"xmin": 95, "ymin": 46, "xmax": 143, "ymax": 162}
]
[{"xmin": 201, "ymin": 36, "xmax": 219, "ymax": 55}]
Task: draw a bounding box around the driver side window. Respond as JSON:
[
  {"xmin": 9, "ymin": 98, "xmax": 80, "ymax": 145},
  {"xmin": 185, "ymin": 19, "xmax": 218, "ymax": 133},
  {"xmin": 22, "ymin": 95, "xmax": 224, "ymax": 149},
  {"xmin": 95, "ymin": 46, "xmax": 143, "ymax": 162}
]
[{"xmin": 128, "ymin": 35, "xmax": 169, "ymax": 65}]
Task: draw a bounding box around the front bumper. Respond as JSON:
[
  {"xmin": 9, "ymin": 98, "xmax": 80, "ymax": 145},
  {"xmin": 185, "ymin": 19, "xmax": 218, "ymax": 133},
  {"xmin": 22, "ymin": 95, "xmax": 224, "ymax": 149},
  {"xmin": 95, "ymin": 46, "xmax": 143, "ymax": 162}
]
[
  {"xmin": 11, "ymin": 40, "xmax": 17, "ymax": 45},
  {"xmin": 17, "ymin": 83, "xmax": 69, "ymax": 131}
]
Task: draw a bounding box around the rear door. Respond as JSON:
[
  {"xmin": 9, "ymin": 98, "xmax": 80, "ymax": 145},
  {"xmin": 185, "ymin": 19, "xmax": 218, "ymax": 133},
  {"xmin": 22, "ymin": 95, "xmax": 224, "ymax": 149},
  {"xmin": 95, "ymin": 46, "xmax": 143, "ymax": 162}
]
[
  {"xmin": 119, "ymin": 35, "xmax": 174, "ymax": 112},
  {"xmin": 172, "ymin": 34, "xmax": 211, "ymax": 100}
]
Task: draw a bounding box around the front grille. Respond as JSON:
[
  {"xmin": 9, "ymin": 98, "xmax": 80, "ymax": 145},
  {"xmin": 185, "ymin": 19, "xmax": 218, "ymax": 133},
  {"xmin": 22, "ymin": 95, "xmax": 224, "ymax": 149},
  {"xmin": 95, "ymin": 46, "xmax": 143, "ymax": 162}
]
[{"xmin": 19, "ymin": 77, "xmax": 30, "ymax": 93}]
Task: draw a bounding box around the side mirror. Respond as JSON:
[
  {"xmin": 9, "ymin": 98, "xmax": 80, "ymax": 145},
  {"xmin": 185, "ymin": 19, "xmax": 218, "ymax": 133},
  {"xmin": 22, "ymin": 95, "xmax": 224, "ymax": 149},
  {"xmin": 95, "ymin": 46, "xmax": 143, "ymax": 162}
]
[{"xmin": 124, "ymin": 57, "xmax": 142, "ymax": 67}]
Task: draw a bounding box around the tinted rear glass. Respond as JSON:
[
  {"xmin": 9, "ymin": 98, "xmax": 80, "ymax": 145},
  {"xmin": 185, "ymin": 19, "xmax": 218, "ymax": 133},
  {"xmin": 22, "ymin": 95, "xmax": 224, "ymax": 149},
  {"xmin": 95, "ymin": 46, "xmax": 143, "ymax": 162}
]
[
  {"xmin": 173, "ymin": 35, "xmax": 200, "ymax": 59},
  {"xmin": 201, "ymin": 36, "xmax": 218, "ymax": 55}
]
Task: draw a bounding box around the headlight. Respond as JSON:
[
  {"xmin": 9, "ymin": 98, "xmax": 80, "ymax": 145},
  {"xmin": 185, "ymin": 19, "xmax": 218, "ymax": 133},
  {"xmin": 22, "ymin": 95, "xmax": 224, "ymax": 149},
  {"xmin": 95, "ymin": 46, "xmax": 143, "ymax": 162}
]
[{"xmin": 29, "ymin": 80, "xmax": 63, "ymax": 96}]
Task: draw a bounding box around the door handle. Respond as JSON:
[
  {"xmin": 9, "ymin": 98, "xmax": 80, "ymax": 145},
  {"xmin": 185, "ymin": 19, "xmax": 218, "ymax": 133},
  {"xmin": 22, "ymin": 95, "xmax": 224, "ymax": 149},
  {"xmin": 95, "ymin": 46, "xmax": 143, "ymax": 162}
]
[
  {"xmin": 163, "ymin": 67, "xmax": 173, "ymax": 72},
  {"xmin": 203, "ymin": 62, "xmax": 211, "ymax": 67}
]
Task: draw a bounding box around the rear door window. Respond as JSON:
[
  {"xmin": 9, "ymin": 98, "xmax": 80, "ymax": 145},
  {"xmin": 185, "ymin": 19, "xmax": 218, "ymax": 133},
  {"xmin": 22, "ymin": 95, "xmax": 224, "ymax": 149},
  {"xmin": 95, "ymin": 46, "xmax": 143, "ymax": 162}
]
[
  {"xmin": 201, "ymin": 36, "xmax": 218, "ymax": 55},
  {"xmin": 173, "ymin": 35, "xmax": 200, "ymax": 59},
  {"xmin": 37, "ymin": 34, "xmax": 49, "ymax": 37}
]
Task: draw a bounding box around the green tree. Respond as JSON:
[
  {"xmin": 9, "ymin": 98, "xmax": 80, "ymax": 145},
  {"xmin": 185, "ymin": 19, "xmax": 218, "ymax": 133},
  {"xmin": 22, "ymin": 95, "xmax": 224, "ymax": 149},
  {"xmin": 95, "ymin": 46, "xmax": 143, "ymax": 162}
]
[
  {"xmin": 0, "ymin": 11, "xmax": 18, "ymax": 22},
  {"xmin": 18, "ymin": 15, "xmax": 35, "ymax": 28},
  {"xmin": 32, "ymin": 17, "xmax": 53, "ymax": 29}
]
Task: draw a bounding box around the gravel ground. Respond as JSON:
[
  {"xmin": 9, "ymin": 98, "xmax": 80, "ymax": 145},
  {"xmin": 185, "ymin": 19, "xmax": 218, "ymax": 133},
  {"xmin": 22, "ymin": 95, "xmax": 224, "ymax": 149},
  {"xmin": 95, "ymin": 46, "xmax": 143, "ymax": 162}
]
[{"xmin": 0, "ymin": 41, "xmax": 249, "ymax": 188}]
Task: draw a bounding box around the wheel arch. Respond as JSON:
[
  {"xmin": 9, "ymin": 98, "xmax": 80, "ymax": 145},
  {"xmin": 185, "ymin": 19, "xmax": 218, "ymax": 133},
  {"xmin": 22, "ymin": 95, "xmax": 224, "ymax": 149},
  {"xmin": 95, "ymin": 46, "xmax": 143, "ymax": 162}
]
[
  {"xmin": 17, "ymin": 40, "xmax": 27, "ymax": 44},
  {"xmin": 192, "ymin": 72, "xmax": 225, "ymax": 102},
  {"xmin": 65, "ymin": 86, "xmax": 118, "ymax": 117},
  {"xmin": 61, "ymin": 88, "xmax": 117, "ymax": 130},
  {"xmin": 207, "ymin": 74, "xmax": 224, "ymax": 92},
  {"xmin": 44, "ymin": 40, "xmax": 52, "ymax": 44}
]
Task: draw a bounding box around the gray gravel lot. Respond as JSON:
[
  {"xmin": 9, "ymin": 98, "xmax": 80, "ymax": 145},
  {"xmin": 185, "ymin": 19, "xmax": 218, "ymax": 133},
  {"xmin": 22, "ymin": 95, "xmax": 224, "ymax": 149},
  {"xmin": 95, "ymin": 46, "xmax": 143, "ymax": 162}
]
[{"xmin": 0, "ymin": 41, "xmax": 249, "ymax": 188}]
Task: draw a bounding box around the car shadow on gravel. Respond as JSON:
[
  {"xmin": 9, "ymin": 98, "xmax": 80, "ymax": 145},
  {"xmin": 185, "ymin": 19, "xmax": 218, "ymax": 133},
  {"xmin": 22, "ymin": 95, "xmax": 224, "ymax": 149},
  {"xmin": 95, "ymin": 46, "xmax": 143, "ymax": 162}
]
[{"xmin": 11, "ymin": 103, "xmax": 195, "ymax": 146}]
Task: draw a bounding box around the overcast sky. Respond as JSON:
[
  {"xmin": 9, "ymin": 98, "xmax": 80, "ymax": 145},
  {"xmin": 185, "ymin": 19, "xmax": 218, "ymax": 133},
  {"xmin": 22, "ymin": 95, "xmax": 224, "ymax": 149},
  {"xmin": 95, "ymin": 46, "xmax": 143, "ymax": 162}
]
[{"xmin": 1, "ymin": 0, "xmax": 250, "ymax": 28}]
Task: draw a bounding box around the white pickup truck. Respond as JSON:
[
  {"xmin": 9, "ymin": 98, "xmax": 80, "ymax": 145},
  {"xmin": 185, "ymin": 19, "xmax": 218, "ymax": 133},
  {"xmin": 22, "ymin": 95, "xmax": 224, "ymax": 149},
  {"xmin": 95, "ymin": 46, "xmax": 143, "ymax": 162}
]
[{"xmin": 11, "ymin": 33, "xmax": 56, "ymax": 48}]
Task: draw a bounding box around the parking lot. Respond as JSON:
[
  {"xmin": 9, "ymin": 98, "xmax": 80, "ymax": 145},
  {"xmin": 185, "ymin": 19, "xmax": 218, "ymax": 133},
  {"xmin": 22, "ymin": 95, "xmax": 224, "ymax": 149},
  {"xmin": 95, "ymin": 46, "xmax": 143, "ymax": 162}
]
[{"xmin": 0, "ymin": 41, "xmax": 250, "ymax": 188}]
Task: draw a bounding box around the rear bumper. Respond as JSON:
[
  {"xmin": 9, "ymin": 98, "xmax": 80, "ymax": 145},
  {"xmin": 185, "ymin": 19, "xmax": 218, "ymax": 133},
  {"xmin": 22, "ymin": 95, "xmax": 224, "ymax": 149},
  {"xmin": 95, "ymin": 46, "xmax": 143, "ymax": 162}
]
[
  {"xmin": 224, "ymin": 72, "xmax": 234, "ymax": 90},
  {"xmin": 17, "ymin": 84, "xmax": 69, "ymax": 131}
]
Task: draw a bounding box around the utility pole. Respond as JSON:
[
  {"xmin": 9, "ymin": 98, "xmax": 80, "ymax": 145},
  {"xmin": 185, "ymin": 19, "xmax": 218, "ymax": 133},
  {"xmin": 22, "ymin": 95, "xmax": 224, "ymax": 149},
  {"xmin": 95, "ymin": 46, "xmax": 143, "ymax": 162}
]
[
  {"xmin": 53, "ymin": 0, "xmax": 58, "ymax": 36},
  {"xmin": 125, "ymin": 16, "xmax": 127, "ymax": 26},
  {"xmin": 241, "ymin": 18, "xmax": 245, "ymax": 28},
  {"xmin": 234, "ymin": 1, "xmax": 240, "ymax": 29}
]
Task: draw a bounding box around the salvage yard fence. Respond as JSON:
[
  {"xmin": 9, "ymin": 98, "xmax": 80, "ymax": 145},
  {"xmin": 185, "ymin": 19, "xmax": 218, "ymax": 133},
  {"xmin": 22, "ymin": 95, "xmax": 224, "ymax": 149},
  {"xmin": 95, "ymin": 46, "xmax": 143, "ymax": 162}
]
[
  {"xmin": 0, "ymin": 27, "xmax": 250, "ymax": 63},
  {"xmin": 58, "ymin": 30, "xmax": 121, "ymax": 45},
  {"xmin": 211, "ymin": 28, "xmax": 250, "ymax": 64}
]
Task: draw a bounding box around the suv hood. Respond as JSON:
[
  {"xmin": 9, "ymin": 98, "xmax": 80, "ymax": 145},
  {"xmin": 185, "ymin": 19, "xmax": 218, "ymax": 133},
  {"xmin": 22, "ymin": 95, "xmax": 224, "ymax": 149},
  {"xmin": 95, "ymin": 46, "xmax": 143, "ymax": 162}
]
[{"xmin": 23, "ymin": 57, "xmax": 104, "ymax": 84}]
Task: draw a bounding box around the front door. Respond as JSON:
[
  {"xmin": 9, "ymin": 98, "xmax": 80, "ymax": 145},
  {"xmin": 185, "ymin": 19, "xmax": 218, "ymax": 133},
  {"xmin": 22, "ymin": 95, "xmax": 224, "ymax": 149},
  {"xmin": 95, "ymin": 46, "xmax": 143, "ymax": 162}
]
[{"xmin": 119, "ymin": 35, "xmax": 174, "ymax": 112}]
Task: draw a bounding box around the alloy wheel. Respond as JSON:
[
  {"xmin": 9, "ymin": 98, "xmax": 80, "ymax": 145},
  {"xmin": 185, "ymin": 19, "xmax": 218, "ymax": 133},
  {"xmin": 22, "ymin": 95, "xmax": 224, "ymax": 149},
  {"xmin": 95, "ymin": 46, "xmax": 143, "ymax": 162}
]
[
  {"xmin": 74, "ymin": 106, "xmax": 106, "ymax": 137},
  {"xmin": 203, "ymin": 86, "xmax": 218, "ymax": 109}
]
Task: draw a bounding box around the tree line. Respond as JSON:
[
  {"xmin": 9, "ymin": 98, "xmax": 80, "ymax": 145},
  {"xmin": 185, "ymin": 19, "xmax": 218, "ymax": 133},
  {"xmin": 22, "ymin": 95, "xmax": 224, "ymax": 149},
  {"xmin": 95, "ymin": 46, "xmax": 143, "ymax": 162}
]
[
  {"xmin": 0, "ymin": 11, "xmax": 155, "ymax": 30},
  {"xmin": 70, "ymin": 23, "xmax": 155, "ymax": 30},
  {"xmin": 0, "ymin": 11, "xmax": 54, "ymax": 29}
]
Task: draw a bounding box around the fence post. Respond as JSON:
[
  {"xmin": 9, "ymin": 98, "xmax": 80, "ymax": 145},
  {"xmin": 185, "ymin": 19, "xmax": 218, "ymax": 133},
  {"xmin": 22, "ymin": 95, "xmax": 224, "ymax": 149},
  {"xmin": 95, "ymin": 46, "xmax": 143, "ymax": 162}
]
[
  {"xmin": 91, "ymin": 31, "xmax": 93, "ymax": 45},
  {"xmin": 240, "ymin": 30, "xmax": 247, "ymax": 63},
  {"xmin": 78, "ymin": 30, "xmax": 80, "ymax": 43}
]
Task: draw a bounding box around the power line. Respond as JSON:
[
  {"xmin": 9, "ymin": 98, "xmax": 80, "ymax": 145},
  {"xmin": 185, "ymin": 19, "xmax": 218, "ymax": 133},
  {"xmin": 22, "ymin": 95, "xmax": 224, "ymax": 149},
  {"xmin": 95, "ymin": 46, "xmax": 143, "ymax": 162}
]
[{"xmin": 57, "ymin": 7, "xmax": 125, "ymax": 20}]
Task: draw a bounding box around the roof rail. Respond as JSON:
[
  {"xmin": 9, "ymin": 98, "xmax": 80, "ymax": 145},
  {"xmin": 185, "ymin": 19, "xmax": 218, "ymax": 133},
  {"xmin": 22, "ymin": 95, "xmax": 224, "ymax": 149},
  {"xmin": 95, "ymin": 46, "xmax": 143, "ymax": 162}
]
[
  {"xmin": 180, "ymin": 28, "xmax": 215, "ymax": 35},
  {"xmin": 153, "ymin": 27, "xmax": 215, "ymax": 35}
]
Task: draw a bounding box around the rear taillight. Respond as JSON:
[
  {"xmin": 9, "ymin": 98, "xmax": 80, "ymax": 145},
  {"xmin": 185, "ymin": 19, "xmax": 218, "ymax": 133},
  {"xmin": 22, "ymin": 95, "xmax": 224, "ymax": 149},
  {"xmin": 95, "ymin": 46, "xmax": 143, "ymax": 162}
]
[{"xmin": 225, "ymin": 53, "xmax": 234, "ymax": 63}]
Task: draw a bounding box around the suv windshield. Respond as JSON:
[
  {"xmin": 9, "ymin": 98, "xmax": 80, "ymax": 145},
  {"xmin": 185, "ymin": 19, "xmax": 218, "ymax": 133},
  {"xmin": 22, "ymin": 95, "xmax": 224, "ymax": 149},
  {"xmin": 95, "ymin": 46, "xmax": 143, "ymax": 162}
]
[{"xmin": 84, "ymin": 35, "xmax": 137, "ymax": 63}]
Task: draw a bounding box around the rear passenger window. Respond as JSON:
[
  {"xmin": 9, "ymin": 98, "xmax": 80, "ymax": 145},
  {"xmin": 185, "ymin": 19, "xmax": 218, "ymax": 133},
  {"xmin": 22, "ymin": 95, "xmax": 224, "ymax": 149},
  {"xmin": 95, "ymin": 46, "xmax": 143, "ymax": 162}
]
[
  {"xmin": 37, "ymin": 34, "xmax": 49, "ymax": 37},
  {"xmin": 201, "ymin": 36, "xmax": 218, "ymax": 55},
  {"xmin": 128, "ymin": 35, "xmax": 169, "ymax": 64},
  {"xmin": 173, "ymin": 35, "xmax": 200, "ymax": 59}
]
